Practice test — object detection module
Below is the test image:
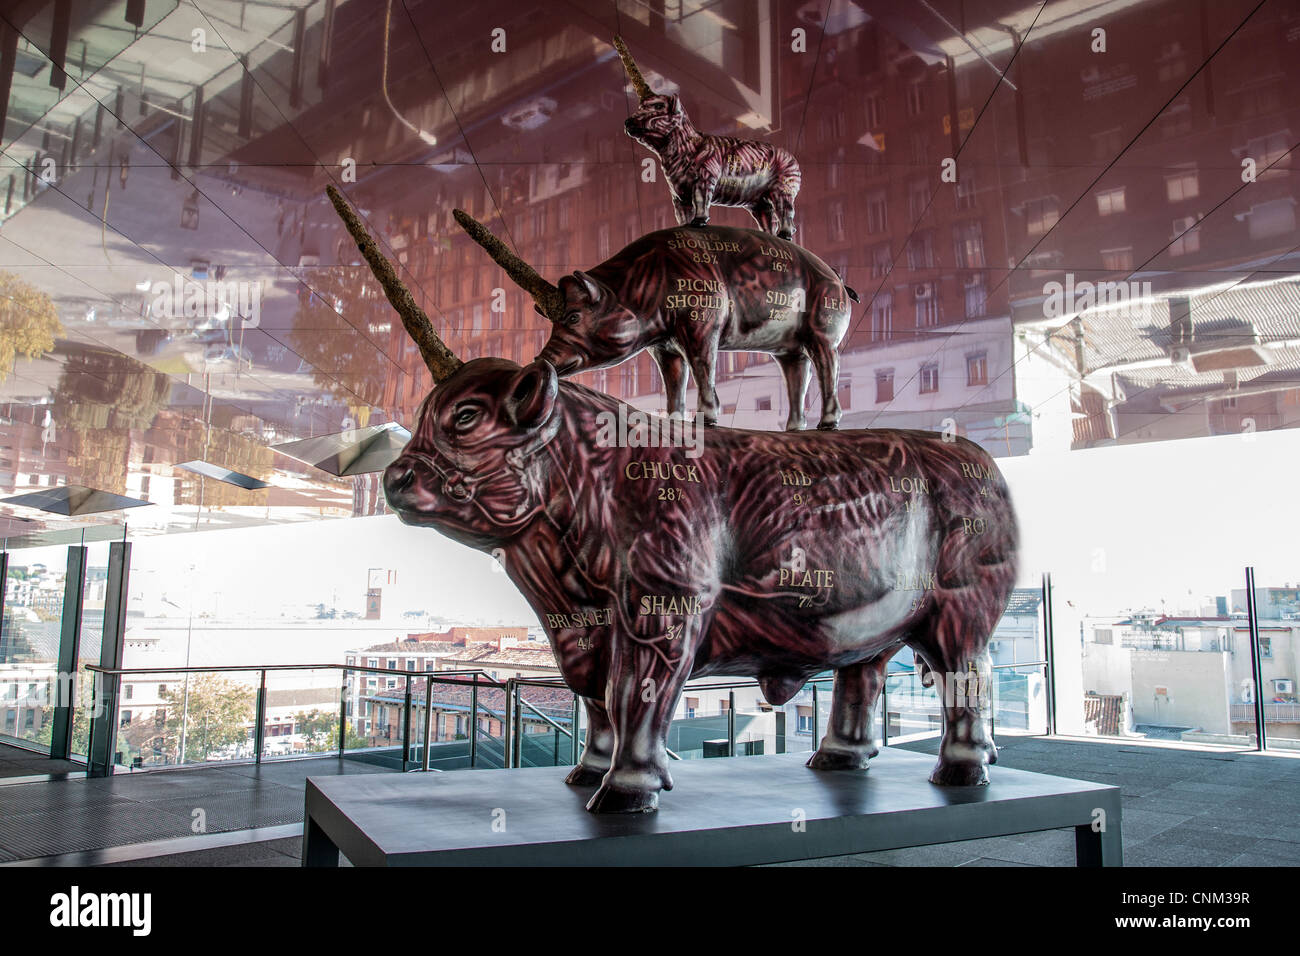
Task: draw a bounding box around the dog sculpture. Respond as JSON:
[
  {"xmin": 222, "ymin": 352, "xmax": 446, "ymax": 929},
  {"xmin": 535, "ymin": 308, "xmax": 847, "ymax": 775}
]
[
  {"xmin": 328, "ymin": 187, "xmax": 1019, "ymax": 814},
  {"xmin": 454, "ymin": 210, "xmax": 858, "ymax": 429},
  {"xmin": 615, "ymin": 36, "xmax": 801, "ymax": 239}
]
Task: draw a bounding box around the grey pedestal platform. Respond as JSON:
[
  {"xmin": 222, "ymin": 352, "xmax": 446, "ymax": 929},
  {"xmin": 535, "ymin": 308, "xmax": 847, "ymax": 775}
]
[{"xmin": 302, "ymin": 748, "xmax": 1122, "ymax": 867}]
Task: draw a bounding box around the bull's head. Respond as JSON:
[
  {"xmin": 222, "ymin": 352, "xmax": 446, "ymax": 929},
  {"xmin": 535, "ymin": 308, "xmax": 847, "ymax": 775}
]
[
  {"xmin": 452, "ymin": 210, "xmax": 643, "ymax": 376},
  {"xmin": 383, "ymin": 358, "xmax": 560, "ymax": 549}
]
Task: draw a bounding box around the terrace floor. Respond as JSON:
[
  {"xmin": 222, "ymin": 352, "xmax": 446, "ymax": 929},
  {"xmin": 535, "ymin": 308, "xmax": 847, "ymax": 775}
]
[{"xmin": 1, "ymin": 735, "xmax": 1297, "ymax": 867}]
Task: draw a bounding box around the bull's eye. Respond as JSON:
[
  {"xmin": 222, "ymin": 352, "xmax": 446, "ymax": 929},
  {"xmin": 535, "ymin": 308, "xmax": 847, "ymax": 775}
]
[
  {"xmin": 452, "ymin": 404, "xmax": 481, "ymax": 429},
  {"xmin": 564, "ymin": 312, "xmax": 580, "ymax": 327}
]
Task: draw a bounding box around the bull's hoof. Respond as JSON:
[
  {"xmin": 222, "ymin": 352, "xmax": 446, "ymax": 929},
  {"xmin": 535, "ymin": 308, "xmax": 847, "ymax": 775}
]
[
  {"xmin": 777, "ymin": 228, "xmax": 794, "ymax": 240},
  {"xmin": 585, "ymin": 784, "xmax": 659, "ymax": 814},
  {"xmin": 689, "ymin": 216, "xmax": 709, "ymax": 228},
  {"xmin": 816, "ymin": 421, "xmax": 839, "ymax": 431},
  {"xmin": 806, "ymin": 746, "xmax": 875, "ymax": 771},
  {"xmin": 929, "ymin": 760, "xmax": 990, "ymax": 787},
  {"xmin": 564, "ymin": 764, "xmax": 606, "ymax": 787}
]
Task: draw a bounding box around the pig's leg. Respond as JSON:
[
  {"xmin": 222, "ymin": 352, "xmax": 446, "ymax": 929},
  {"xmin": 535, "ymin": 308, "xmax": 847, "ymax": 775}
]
[
  {"xmin": 806, "ymin": 654, "xmax": 891, "ymax": 770},
  {"xmin": 910, "ymin": 612, "xmax": 998, "ymax": 786},
  {"xmin": 776, "ymin": 194, "xmax": 796, "ymax": 240},
  {"xmin": 688, "ymin": 176, "xmax": 717, "ymax": 227},
  {"xmin": 808, "ymin": 335, "xmax": 842, "ymax": 430},
  {"xmin": 588, "ymin": 629, "xmax": 696, "ymax": 813},
  {"xmin": 565, "ymin": 697, "xmax": 615, "ymax": 786},
  {"xmin": 652, "ymin": 347, "xmax": 688, "ymax": 417},
  {"xmin": 688, "ymin": 349, "xmax": 722, "ymax": 425},
  {"xmin": 776, "ymin": 351, "xmax": 810, "ymax": 431}
]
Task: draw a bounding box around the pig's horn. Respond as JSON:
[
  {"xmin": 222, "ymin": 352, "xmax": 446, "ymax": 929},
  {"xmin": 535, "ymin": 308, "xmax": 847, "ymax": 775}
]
[
  {"xmin": 326, "ymin": 185, "xmax": 462, "ymax": 383},
  {"xmin": 613, "ymin": 35, "xmax": 653, "ymax": 101},
  {"xmin": 452, "ymin": 208, "xmax": 564, "ymax": 320}
]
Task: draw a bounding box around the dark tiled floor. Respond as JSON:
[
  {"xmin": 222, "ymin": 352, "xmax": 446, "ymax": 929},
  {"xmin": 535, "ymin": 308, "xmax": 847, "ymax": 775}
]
[
  {"xmin": 4, "ymin": 736, "xmax": 1299, "ymax": 866},
  {"xmin": 0, "ymin": 741, "xmax": 82, "ymax": 778},
  {"xmin": 766, "ymin": 735, "xmax": 1300, "ymax": 867},
  {"xmin": 0, "ymin": 745, "xmax": 393, "ymax": 862}
]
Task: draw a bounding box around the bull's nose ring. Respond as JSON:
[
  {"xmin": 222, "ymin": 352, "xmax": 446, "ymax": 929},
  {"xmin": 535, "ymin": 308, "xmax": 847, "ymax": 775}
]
[{"xmin": 444, "ymin": 475, "xmax": 472, "ymax": 501}]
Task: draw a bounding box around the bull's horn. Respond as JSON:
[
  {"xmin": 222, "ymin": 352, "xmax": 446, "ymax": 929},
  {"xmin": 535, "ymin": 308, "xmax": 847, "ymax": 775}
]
[
  {"xmin": 452, "ymin": 208, "xmax": 564, "ymax": 320},
  {"xmin": 326, "ymin": 185, "xmax": 462, "ymax": 383},
  {"xmin": 613, "ymin": 35, "xmax": 653, "ymax": 101}
]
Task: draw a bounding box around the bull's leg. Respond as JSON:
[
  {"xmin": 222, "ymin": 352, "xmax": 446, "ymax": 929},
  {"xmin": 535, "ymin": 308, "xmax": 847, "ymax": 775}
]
[
  {"xmin": 565, "ymin": 697, "xmax": 615, "ymax": 786},
  {"xmin": 808, "ymin": 335, "xmax": 842, "ymax": 430},
  {"xmin": 910, "ymin": 608, "xmax": 998, "ymax": 786},
  {"xmin": 776, "ymin": 351, "xmax": 811, "ymax": 431},
  {"xmin": 806, "ymin": 655, "xmax": 891, "ymax": 770},
  {"xmin": 672, "ymin": 197, "xmax": 692, "ymax": 226},
  {"xmin": 750, "ymin": 199, "xmax": 777, "ymax": 234},
  {"xmin": 652, "ymin": 347, "xmax": 688, "ymax": 417},
  {"xmin": 688, "ymin": 349, "xmax": 722, "ymax": 425},
  {"xmin": 588, "ymin": 626, "xmax": 697, "ymax": 813}
]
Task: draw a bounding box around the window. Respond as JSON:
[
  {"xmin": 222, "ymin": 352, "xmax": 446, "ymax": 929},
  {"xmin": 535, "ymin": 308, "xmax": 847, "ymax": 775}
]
[
  {"xmin": 1245, "ymin": 199, "xmax": 1297, "ymax": 240},
  {"xmin": 875, "ymin": 370, "xmax": 894, "ymax": 403},
  {"xmin": 867, "ymin": 192, "xmax": 888, "ymax": 233},
  {"xmin": 955, "ymin": 174, "xmax": 977, "ymax": 211},
  {"xmin": 124, "ymin": 684, "xmax": 134, "ymax": 700},
  {"xmin": 964, "ymin": 276, "xmax": 986, "ymax": 318},
  {"xmin": 1260, "ymin": 637, "xmax": 1272, "ymax": 658},
  {"xmin": 1170, "ymin": 216, "xmax": 1200, "ymax": 256},
  {"xmin": 597, "ymin": 223, "xmax": 610, "ymax": 259},
  {"xmin": 158, "ymin": 684, "xmax": 167, "ymax": 694},
  {"xmin": 367, "ymin": 658, "xmax": 378, "ymax": 669},
  {"xmin": 756, "ymin": 396, "xmax": 772, "ymax": 411},
  {"xmin": 1101, "ymin": 247, "xmax": 1133, "ymax": 271},
  {"xmin": 952, "ymin": 220, "xmax": 984, "ymax": 268},
  {"xmin": 827, "ymin": 201, "xmax": 846, "ymax": 242},
  {"xmin": 966, "ymin": 352, "xmax": 988, "ymax": 386},
  {"xmin": 1245, "ymin": 131, "xmax": 1290, "ymax": 170},
  {"xmin": 406, "ymin": 658, "xmax": 416, "ymax": 671},
  {"xmin": 120, "ymin": 709, "xmax": 132, "ymax": 727},
  {"xmin": 796, "ymin": 706, "xmax": 813, "ymax": 733},
  {"xmin": 871, "ymin": 294, "xmax": 893, "ymax": 341},
  {"xmin": 684, "ymin": 696, "xmax": 699, "ymax": 719},
  {"xmin": 906, "ymin": 81, "xmax": 926, "ymax": 117},
  {"xmin": 871, "ymin": 244, "xmax": 892, "ymax": 278},
  {"xmin": 387, "ymin": 659, "xmax": 397, "ymax": 670},
  {"xmin": 1025, "ymin": 197, "xmax": 1059, "ymax": 236},
  {"xmin": 1095, "ymin": 187, "xmax": 1126, "ymax": 215},
  {"xmin": 864, "ymin": 92, "xmax": 883, "ymax": 128},
  {"xmin": 838, "ymin": 384, "xmax": 851, "ymax": 411},
  {"xmin": 909, "ymin": 180, "xmax": 929, "ymax": 221},
  {"xmin": 907, "ymin": 232, "xmax": 935, "ymax": 270},
  {"xmin": 915, "ymin": 294, "xmax": 940, "ymax": 327},
  {"xmin": 919, "ymin": 364, "xmax": 940, "ymax": 394},
  {"xmin": 1165, "ymin": 168, "xmax": 1198, "ymax": 202}
]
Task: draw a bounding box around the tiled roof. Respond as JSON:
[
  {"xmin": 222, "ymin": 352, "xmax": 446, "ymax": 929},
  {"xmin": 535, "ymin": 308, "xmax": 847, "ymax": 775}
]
[{"xmin": 1084, "ymin": 692, "xmax": 1124, "ymax": 737}]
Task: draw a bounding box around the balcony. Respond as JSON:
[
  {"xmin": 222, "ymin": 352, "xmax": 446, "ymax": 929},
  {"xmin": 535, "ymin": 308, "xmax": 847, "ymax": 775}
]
[{"xmin": 1232, "ymin": 702, "xmax": 1300, "ymax": 723}]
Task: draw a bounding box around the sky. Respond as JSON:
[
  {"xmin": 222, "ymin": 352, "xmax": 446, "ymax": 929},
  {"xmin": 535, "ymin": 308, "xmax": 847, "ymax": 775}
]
[{"xmin": 122, "ymin": 425, "xmax": 1300, "ymax": 625}]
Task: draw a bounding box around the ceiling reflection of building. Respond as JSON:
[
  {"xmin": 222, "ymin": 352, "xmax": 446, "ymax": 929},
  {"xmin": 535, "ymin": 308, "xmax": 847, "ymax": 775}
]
[{"xmin": 0, "ymin": 0, "xmax": 1298, "ymax": 543}]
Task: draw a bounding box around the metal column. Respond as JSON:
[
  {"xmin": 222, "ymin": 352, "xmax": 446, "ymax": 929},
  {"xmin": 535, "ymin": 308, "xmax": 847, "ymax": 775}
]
[
  {"xmin": 49, "ymin": 545, "xmax": 87, "ymax": 760},
  {"xmin": 1245, "ymin": 567, "xmax": 1268, "ymax": 752},
  {"xmin": 87, "ymin": 541, "xmax": 130, "ymax": 777},
  {"xmin": 1041, "ymin": 572, "xmax": 1057, "ymax": 736}
]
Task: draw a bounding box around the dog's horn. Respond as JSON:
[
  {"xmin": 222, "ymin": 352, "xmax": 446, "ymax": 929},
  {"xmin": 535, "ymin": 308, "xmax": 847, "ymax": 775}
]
[
  {"xmin": 452, "ymin": 208, "xmax": 564, "ymax": 321},
  {"xmin": 326, "ymin": 185, "xmax": 462, "ymax": 383},
  {"xmin": 613, "ymin": 35, "xmax": 653, "ymax": 101}
]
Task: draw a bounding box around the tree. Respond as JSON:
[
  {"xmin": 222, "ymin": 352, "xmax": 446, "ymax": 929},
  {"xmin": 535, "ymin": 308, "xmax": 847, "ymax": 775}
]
[
  {"xmin": 159, "ymin": 674, "xmax": 255, "ymax": 763},
  {"xmin": 0, "ymin": 270, "xmax": 63, "ymax": 382},
  {"xmin": 294, "ymin": 708, "xmax": 336, "ymax": 753}
]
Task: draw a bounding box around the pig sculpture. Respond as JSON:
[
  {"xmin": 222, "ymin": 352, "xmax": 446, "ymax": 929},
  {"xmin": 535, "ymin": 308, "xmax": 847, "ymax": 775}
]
[
  {"xmin": 454, "ymin": 210, "xmax": 858, "ymax": 430},
  {"xmin": 614, "ymin": 36, "xmax": 801, "ymax": 239},
  {"xmin": 328, "ymin": 186, "xmax": 1019, "ymax": 814}
]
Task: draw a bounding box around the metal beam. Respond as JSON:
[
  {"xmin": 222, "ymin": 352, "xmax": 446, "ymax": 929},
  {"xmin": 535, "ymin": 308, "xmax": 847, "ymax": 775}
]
[
  {"xmin": 1245, "ymin": 567, "xmax": 1268, "ymax": 752},
  {"xmin": 49, "ymin": 545, "xmax": 86, "ymax": 760},
  {"xmin": 87, "ymin": 541, "xmax": 130, "ymax": 777}
]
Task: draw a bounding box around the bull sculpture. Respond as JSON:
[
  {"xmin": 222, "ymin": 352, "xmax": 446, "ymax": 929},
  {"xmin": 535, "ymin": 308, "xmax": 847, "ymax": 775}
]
[
  {"xmin": 453, "ymin": 210, "xmax": 858, "ymax": 430},
  {"xmin": 614, "ymin": 36, "xmax": 801, "ymax": 240},
  {"xmin": 328, "ymin": 186, "xmax": 1019, "ymax": 814}
]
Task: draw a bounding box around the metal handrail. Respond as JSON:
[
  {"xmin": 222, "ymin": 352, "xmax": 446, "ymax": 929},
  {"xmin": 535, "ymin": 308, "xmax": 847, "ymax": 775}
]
[{"xmin": 86, "ymin": 662, "xmax": 506, "ymax": 686}]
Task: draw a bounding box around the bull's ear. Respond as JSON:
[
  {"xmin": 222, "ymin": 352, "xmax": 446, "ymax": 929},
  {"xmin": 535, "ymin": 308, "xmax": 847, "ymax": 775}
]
[
  {"xmin": 507, "ymin": 360, "xmax": 558, "ymax": 430},
  {"xmin": 572, "ymin": 270, "xmax": 602, "ymax": 304}
]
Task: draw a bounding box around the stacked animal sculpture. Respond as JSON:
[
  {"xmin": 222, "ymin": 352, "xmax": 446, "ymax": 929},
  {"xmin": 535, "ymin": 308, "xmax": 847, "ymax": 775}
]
[
  {"xmin": 615, "ymin": 36, "xmax": 802, "ymax": 239},
  {"xmin": 327, "ymin": 186, "xmax": 1019, "ymax": 814},
  {"xmin": 453, "ymin": 210, "xmax": 858, "ymax": 430}
]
